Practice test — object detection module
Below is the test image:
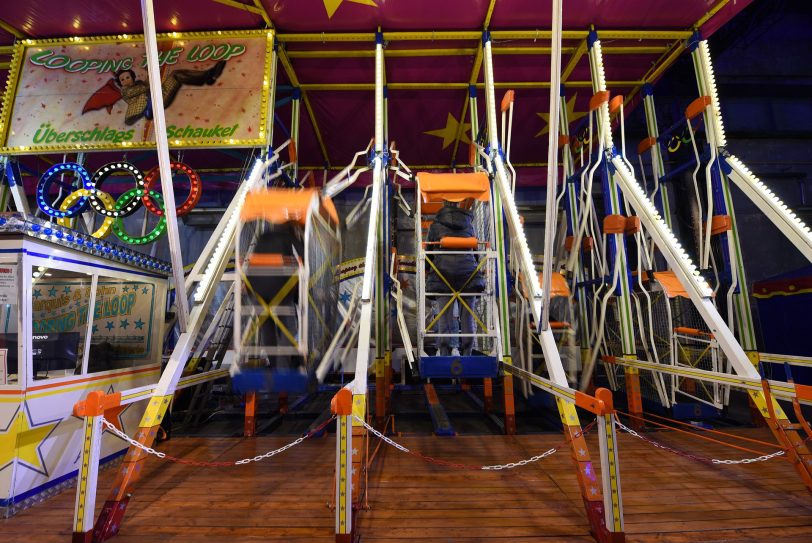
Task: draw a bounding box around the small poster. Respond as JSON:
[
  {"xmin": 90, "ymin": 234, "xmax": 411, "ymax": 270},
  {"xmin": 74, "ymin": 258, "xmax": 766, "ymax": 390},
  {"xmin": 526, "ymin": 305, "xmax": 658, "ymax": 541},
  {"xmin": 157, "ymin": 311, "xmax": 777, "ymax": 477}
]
[
  {"xmin": 0, "ymin": 348, "xmax": 6, "ymax": 385},
  {"xmin": 0, "ymin": 264, "xmax": 17, "ymax": 305}
]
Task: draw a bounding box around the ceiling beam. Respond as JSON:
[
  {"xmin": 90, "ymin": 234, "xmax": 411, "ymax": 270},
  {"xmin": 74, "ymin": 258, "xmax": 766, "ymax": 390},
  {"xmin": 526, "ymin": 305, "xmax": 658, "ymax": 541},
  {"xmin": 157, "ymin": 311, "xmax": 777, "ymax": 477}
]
[
  {"xmin": 299, "ymin": 81, "xmax": 642, "ymax": 91},
  {"xmin": 209, "ymin": 0, "xmax": 267, "ymax": 18},
  {"xmin": 695, "ymin": 0, "xmax": 731, "ymax": 30},
  {"xmin": 0, "ymin": 18, "xmax": 25, "ymax": 40},
  {"xmin": 561, "ymin": 39, "xmax": 587, "ymax": 82},
  {"xmin": 283, "ymin": 44, "xmax": 667, "ymax": 60},
  {"xmin": 277, "ymin": 29, "xmax": 691, "ymax": 43},
  {"xmin": 447, "ymin": 0, "xmax": 498, "ymax": 167},
  {"xmin": 242, "ymin": 0, "xmax": 331, "ymax": 167}
]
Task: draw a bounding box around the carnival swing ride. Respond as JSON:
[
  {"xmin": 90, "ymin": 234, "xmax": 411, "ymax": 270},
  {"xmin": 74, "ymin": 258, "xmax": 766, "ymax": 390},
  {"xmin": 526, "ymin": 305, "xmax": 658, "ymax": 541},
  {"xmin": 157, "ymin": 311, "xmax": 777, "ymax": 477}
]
[{"xmin": 1, "ymin": 1, "xmax": 812, "ymax": 542}]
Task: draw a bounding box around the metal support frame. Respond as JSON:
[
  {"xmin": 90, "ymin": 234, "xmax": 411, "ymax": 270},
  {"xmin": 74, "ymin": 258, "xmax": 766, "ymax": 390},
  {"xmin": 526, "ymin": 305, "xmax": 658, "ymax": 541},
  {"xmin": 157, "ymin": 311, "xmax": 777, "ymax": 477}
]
[
  {"xmin": 92, "ymin": 159, "xmax": 270, "ymax": 541},
  {"xmin": 482, "ymin": 32, "xmax": 625, "ymax": 542},
  {"xmin": 541, "ymin": 0, "xmax": 563, "ymax": 331},
  {"xmin": 584, "ymin": 34, "xmax": 812, "ymax": 491},
  {"xmin": 336, "ymin": 31, "xmax": 387, "ymax": 543},
  {"xmin": 447, "ymin": 0, "xmax": 497, "ymax": 167},
  {"xmin": 141, "ymin": 0, "xmax": 189, "ymax": 331},
  {"xmin": 586, "ymin": 32, "xmax": 641, "ymax": 418}
]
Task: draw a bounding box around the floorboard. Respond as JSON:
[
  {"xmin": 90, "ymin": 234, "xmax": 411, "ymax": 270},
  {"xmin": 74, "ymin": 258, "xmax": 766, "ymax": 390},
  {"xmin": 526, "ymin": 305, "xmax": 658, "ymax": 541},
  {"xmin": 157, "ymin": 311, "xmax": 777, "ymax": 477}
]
[{"xmin": 2, "ymin": 427, "xmax": 811, "ymax": 542}]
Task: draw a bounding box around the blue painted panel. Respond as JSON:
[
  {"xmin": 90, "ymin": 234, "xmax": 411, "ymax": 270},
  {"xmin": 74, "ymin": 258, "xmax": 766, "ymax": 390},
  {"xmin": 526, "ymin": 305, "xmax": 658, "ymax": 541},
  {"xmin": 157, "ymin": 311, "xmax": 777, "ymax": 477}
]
[{"xmin": 419, "ymin": 355, "xmax": 498, "ymax": 379}]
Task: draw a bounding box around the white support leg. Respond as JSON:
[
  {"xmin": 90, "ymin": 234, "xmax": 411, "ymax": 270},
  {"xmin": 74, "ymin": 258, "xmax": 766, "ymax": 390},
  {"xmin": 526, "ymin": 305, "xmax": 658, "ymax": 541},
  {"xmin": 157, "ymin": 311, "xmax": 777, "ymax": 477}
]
[{"xmin": 141, "ymin": 0, "xmax": 190, "ymax": 331}]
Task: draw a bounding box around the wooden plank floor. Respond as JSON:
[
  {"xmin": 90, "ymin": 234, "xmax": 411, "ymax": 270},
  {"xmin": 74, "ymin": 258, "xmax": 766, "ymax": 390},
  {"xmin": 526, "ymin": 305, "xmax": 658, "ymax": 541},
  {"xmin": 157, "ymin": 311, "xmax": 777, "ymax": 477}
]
[{"xmin": 3, "ymin": 427, "xmax": 812, "ymax": 542}]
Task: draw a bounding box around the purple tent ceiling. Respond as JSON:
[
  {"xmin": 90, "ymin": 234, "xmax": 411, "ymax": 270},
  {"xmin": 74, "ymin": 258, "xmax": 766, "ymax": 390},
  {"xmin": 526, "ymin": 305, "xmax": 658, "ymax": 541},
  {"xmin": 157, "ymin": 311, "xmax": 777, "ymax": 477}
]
[{"xmin": 0, "ymin": 0, "xmax": 751, "ymax": 187}]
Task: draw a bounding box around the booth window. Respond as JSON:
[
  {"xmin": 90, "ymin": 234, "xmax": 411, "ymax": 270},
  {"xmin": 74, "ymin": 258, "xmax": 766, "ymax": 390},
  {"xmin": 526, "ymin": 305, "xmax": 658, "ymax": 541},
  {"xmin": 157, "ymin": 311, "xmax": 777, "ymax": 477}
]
[
  {"xmin": 30, "ymin": 268, "xmax": 92, "ymax": 380},
  {"xmin": 88, "ymin": 276, "xmax": 157, "ymax": 372}
]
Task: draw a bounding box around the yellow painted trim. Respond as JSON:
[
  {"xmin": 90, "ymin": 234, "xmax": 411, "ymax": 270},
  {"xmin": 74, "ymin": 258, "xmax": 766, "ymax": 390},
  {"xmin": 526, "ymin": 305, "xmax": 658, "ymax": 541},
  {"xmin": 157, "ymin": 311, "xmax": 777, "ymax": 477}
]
[
  {"xmin": 276, "ymin": 30, "xmax": 689, "ymax": 43},
  {"xmin": 695, "ymin": 0, "xmax": 731, "ymax": 29},
  {"xmin": 562, "ymin": 39, "xmax": 588, "ymax": 82},
  {"xmin": 351, "ymin": 393, "xmax": 366, "ymax": 426},
  {"xmin": 298, "ymin": 81, "xmax": 641, "ymax": 91},
  {"xmin": 0, "ymin": 29, "xmax": 274, "ymax": 155},
  {"xmin": 25, "ymin": 370, "xmax": 161, "ymax": 400},
  {"xmin": 278, "ymin": 47, "xmax": 331, "ymax": 167},
  {"xmin": 210, "ymin": 0, "xmax": 266, "ymax": 17},
  {"xmin": 0, "ymin": 18, "xmax": 25, "ymax": 39}
]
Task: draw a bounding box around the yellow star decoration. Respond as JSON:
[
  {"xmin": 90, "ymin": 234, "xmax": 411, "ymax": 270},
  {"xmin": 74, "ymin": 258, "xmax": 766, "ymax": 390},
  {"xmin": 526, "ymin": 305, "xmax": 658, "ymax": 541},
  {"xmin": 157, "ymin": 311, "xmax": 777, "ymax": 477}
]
[
  {"xmin": 0, "ymin": 404, "xmax": 60, "ymax": 476},
  {"xmin": 424, "ymin": 113, "xmax": 471, "ymax": 150},
  {"xmin": 535, "ymin": 93, "xmax": 587, "ymax": 137},
  {"xmin": 323, "ymin": 0, "xmax": 378, "ymax": 19}
]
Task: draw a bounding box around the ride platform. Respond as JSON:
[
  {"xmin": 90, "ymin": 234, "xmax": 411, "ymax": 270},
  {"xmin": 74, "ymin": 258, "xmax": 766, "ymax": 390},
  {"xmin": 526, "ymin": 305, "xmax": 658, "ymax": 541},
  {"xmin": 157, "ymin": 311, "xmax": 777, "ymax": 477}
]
[
  {"xmin": 419, "ymin": 355, "xmax": 499, "ymax": 379},
  {"xmin": 3, "ymin": 427, "xmax": 812, "ymax": 542}
]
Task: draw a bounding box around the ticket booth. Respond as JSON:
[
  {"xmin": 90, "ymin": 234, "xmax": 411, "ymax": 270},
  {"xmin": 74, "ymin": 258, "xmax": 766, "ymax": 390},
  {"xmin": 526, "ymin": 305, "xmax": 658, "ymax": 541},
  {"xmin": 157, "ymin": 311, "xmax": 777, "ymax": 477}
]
[{"xmin": 0, "ymin": 213, "xmax": 169, "ymax": 515}]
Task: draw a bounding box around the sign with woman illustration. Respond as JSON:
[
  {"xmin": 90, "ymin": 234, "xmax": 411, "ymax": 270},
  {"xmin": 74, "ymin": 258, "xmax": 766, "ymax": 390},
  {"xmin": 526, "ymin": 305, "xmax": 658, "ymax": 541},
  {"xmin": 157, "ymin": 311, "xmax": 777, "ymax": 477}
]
[{"xmin": 0, "ymin": 29, "xmax": 273, "ymax": 153}]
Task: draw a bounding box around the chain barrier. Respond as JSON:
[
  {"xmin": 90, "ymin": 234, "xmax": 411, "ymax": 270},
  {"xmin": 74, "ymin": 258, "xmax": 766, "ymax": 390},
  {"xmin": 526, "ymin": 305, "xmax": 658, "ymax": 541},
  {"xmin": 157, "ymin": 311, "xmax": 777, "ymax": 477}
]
[
  {"xmin": 100, "ymin": 415, "xmax": 335, "ymax": 467},
  {"xmin": 613, "ymin": 415, "xmax": 786, "ymax": 465},
  {"xmin": 354, "ymin": 415, "xmax": 597, "ymax": 471}
]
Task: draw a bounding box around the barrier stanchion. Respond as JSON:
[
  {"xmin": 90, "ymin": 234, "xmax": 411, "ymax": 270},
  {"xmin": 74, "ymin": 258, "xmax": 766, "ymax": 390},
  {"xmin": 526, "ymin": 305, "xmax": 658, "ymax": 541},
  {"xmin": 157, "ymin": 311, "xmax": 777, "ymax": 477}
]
[
  {"xmin": 71, "ymin": 391, "xmax": 121, "ymax": 543},
  {"xmin": 595, "ymin": 388, "xmax": 625, "ymax": 541}
]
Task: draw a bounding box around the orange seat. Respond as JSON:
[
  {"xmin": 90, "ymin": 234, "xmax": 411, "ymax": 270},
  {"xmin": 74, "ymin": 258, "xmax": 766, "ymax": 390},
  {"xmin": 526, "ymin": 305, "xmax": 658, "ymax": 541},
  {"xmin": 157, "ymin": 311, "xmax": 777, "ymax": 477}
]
[{"xmin": 439, "ymin": 236, "xmax": 479, "ymax": 250}]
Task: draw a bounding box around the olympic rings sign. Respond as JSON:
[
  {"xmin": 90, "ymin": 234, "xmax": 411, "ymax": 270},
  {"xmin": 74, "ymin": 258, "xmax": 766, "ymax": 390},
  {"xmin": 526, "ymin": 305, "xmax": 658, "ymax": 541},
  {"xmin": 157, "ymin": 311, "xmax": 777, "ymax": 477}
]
[{"xmin": 37, "ymin": 160, "xmax": 201, "ymax": 245}]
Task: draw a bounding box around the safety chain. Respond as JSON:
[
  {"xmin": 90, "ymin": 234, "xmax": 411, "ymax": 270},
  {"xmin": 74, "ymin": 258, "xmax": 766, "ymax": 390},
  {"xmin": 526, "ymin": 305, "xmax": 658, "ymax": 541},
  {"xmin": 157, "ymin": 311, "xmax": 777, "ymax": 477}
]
[
  {"xmin": 613, "ymin": 416, "xmax": 786, "ymax": 465},
  {"xmin": 101, "ymin": 415, "xmax": 335, "ymax": 467},
  {"xmin": 354, "ymin": 415, "xmax": 597, "ymax": 471}
]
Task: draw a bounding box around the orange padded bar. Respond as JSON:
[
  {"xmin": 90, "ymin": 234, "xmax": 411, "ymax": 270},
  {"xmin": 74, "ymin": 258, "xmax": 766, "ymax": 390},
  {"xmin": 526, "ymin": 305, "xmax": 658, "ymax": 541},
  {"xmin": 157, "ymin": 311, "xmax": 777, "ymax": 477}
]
[
  {"xmin": 565, "ymin": 235, "xmax": 594, "ymax": 252},
  {"xmin": 558, "ymin": 134, "xmax": 571, "ymax": 149},
  {"xmin": 653, "ymin": 271, "xmax": 690, "ymax": 299},
  {"xmin": 418, "ymin": 171, "xmax": 490, "ymax": 203},
  {"xmin": 674, "ymin": 326, "xmax": 714, "ymax": 339},
  {"xmin": 709, "ymin": 214, "xmax": 732, "ymax": 235},
  {"xmin": 685, "ymin": 95, "xmax": 712, "ymax": 121},
  {"xmin": 609, "ymin": 95, "xmax": 624, "ymax": 116},
  {"xmin": 288, "ymin": 140, "xmax": 297, "ymax": 163},
  {"xmin": 469, "ymin": 142, "xmax": 477, "ymax": 166},
  {"xmin": 549, "ymin": 321, "xmax": 571, "ymax": 329},
  {"xmin": 625, "ymin": 216, "xmax": 641, "ymax": 234},
  {"xmin": 589, "ymin": 90, "xmax": 610, "ymax": 111},
  {"xmin": 795, "ymin": 384, "xmax": 812, "ymax": 402},
  {"xmin": 637, "ymin": 136, "xmax": 657, "ymax": 155},
  {"xmin": 439, "ymin": 236, "xmax": 479, "ymax": 250},
  {"xmin": 248, "ymin": 253, "xmax": 288, "ymax": 267},
  {"xmin": 603, "ymin": 214, "xmax": 627, "ymax": 234},
  {"xmin": 500, "ymin": 89, "xmax": 515, "ymax": 113}
]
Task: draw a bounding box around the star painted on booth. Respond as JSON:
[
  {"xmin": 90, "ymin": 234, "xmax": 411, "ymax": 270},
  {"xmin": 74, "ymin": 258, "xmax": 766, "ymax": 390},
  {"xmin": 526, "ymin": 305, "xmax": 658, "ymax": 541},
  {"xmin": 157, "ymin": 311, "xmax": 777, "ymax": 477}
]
[
  {"xmin": 535, "ymin": 93, "xmax": 587, "ymax": 137},
  {"xmin": 33, "ymin": 289, "xmax": 41, "ymax": 299},
  {"xmin": 323, "ymin": 0, "xmax": 378, "ymax": 19},
  {"xmin": 93, "ymin": 324, "xmax": 99, "ymax": 334},
  {"xmin": 122, "ymin": 286, "xmax": 129, "ymax": 293},
  {"xmin": 48, "ymin": 286, "xmax": 57, "ymax": 297},
  {"xmin": 0, "ymin": 403, "xmax": 61, "ymax": 476},
  {"xmin": 63, "ymin": 286, "xmax": 71, "ymax": 294},
  {"xmin": 339, "ymin": 292, "xmax": 351, "ymax": 304},
  {"xmin": 134, "ymin": 318, "xmax": 145, "ymax": 330},
  {"xmin": 424, "ymin": 113, "xmax": 471, "ymax": 150},
  {"xmin": 119, "ymin": 319, "xmax": 129, "ymax": 330},
  {"xmin": 102, "ymin": 386, "xmax": 131, "ymax": 435},
  {"xmin": 142, "ymin": 287, "xmax": 149, "ymax": 294},
  {"xmin": 105, "ymin": 321, "xmax": 115, "ymax": 331}
]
